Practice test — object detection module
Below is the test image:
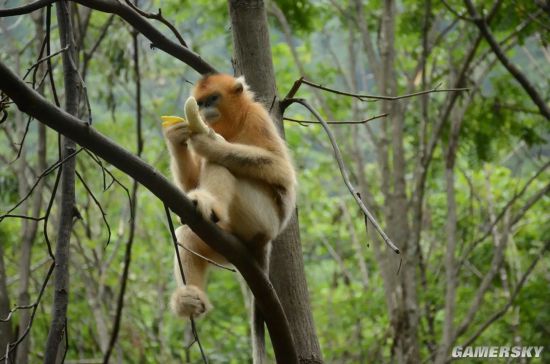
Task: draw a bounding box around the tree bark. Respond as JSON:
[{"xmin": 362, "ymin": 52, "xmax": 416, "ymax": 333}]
[
  {"xmin": 43, "ymin": 1, "xmax": 79, "ymax": 362},
  {"xmin": 228, "ymin": 1, "xmax": 323, "ymax": 363}
]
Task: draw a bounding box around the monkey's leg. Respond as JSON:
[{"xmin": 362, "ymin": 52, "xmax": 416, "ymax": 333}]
[
  {"xmin": 187, "ymin": 162, "xmax": 237, "ymax": 224},
  {"xmin": 170, "ymin": 225, "xmax": 226, "ymax": 318}
]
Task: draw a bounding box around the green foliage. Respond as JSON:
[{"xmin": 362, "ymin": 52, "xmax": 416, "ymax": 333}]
[
  {"xmin": 273, "ymin": 0, "xmax": 319, "ymax": 33},
  {"xmin": 0, "ymin": 0, "xmax": 549, "ymax": 362}
]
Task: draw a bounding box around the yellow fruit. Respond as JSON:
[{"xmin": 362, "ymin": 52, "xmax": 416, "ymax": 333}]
[{"xmin": 161, "ymin": 115, "xmax": 186, "ymax": 128}]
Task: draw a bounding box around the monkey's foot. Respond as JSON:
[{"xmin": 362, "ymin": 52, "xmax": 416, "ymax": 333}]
[
  {"xmin": 187, "ymin": 189, "xmax": 224, "ymax": 223},
  {"xmin": 170, "ymin": 285, "xmax": 212, "ymax": 318}
]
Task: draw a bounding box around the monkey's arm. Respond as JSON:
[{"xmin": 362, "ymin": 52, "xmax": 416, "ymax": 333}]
[
  {"xmin": 163, "ymin": 122, "xmax": 201, "ymax": 192},
  {"xmin": 190, "ymin": 134, "xmax": 294, "ymax": 188},
  {"xmin": 184, "ymin": 96, "xmax": 295, "ymax": 187},
  {"xmin": 168, "ymin": 146, "xmax": 201, "ymax": 192}
]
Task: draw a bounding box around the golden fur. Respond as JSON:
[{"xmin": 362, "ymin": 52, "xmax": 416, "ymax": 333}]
[{"xmin": 163, "ymin": 74, "xmax": 296, "ymax": 317}]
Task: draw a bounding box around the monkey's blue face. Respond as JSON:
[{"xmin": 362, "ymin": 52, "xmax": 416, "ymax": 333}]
[{"xmin": 197, "ymin": 92, "xmax": 221, "ymax": 124}]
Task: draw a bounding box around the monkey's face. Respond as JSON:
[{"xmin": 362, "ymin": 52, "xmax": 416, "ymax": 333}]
[
  {"xmin": 196, "ymin": 92, "xmax": 222, "ymax": 124},
  {"xmin": 193, "ymin": 74, "xmax": 249, "ymax": 134}
]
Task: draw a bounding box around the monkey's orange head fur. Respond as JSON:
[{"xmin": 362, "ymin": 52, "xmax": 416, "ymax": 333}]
[
  {"xmin": 193, "ymin": 74, "xmax": 253, "ymax": 106},
  {"xmin": 192, "ymin": 73, "xmax": 255, "ymax": 138}
]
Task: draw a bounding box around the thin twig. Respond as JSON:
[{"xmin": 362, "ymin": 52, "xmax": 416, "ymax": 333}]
[
  {"xmin": 102, "ymin": 28, "xmax": 143, "ymax": 362},
  {"xmin": 284, "ymin": 113, "xmax": 388, "ymax": 125},
  {"xmin": 0, "ymin": 263, "xmax": 55, "ymax": 361},
  {"xmin": 290, "ymin": 99, "xmax": 400, "ymax": 254},
  {"xmin": 440, "ymin": 0, "xmax": 475, "ymax": 21},
  {"xmin": 460, "ymin": 240, "xmax": 550, "ymax": 347},
  {"xmin": 10, "ymin": 115, "xmax": 33, "ymax": 163},
  {"xmin": 458, "ymin": 160, "xmax": 550, "ymax": 265},
  {"xmin": 176, "ymin": 242, "xmax": 236, "ymax": 272},
  {"xmin": 75, "ymin": 170, "xmax": 112, "ymax": 246},
  {"xmin": 83, "ymin": 15, "xmax": 115, "ymax": 77},
  {"xmin": 284, "ymin": 77, "xmax": 468, "ymax": 103},
  {"xmin": 464, "ymin": 0, "xmax": 550, "ymax": 119},
  {"xmin": 0, "ymin": 214, "xmax": 45, "ymax": 221},
  {"xmin": 0, "ymin": 147, "xmax": 83, "ymax": 224},
  {"xmin": 303, "ymin": 78, "xmax": 469, "ymax": 101},
  {"xmin": 0, "ymin": 304, "xmax": 37, "ymax": 322},
  {"xmin": 164, "ymin": 205, "xmax": 209, "ymax": 363},
  {"xmin": 22, "ymin": 45, "xmax": 69, "ymax": 80},
  {"xmin": 84, "ymin": 150, "xmax": 133, "ymax": 219},
  {"xmin": 123, "ymin": 0, "xmax": 188, "ymax": 47}
]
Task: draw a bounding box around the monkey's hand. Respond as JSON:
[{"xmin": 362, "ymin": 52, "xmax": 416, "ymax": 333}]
[{"xmin": 162, "ymin": 119, "xmax": 192, "ymax": 148}]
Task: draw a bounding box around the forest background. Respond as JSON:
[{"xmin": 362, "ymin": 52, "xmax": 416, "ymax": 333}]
[{"xmin": 0, "ymin": 0, "xmax": 549, "ymax": 363}]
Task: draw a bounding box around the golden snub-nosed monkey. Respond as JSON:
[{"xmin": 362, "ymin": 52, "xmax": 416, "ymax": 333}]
[{"xmin": 162, "ymin": 73, "xmax": 296, "ymax": 318}]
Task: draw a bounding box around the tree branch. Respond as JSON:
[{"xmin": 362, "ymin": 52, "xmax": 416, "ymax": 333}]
[
  {"xmin": 459, "ymin": 240, "xmax": 550, "ymax": 348},
  {"xmin": 0, "ymin": 0, "xmax": 217, "ymax": 74},
  {"xmin": 463, "ymin": 0, "xmax": 550, "ymax": 119},
  {"xmin": 0, "ymin": 0, "xmax": 53, "ymax": 17},
  {"xmin": 288, "ymin": 98, "xmax": 400, "ymax": 254},
  {"xmin": 286, "ymin": 78, "xmax": 468, "ymax": 102},
  {"xmin": 283, "ymin": 113, "xmax": 388, "ymax": 125}
]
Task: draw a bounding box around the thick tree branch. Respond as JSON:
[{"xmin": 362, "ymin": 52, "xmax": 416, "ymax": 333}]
[
  {"xmin": 463, "ymin": 0, "xmax": 550, "ymax": 119},
  {"xmin": 0, "ymin": 0, "xmax": 53, "ymax": 16},
  {"xmin": 0, "ymin": 59, "xmax": 295, "ymax": 363},
  {"xmin": 0, "ymin": 0, "xmax": 217, "ymax": 74}
]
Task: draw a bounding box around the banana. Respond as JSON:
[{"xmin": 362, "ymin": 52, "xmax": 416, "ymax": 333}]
[
  {"xmin": 184, "ymin": 96, "xmax": 209, "ymax": 134},
  {"xmin": 160, "ymin": 115, "xmax": 186, "ymax": 128}
]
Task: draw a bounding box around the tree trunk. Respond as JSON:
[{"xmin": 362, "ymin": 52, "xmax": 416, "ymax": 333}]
[
  {"xmin": 0, "ymin": 244, "xmax": 13, "ymax": 358},
  {"xmin": 228, "ymin": 1, "xmax": 323, "ymax": 363},
  {"xmin": 380, "ymin": 0, "xmax": 420, "ymax": 362},
  {"xmin": 43, "ymin": 1, "xmax": 79, "ymax": 362},
  {"xmin": 14, "ymin": 11, "xmax": 48, "ymax": 364}
]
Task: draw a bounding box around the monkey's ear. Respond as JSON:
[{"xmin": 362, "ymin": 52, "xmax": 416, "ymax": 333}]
[{"xmin": 233, "ymin": 76, "xmax": 246, "ymax": 94}]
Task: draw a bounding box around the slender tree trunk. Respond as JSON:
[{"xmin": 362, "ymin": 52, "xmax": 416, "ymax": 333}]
[
  {"xmin": 435, "ymin": 57, "xmax": 467, "ymax": 364},
  {"xmin": 379, "ymin": 0, "xmax": 420, "ymax": 362},
  {"xmin": 13, "ymin": 11, "xmax": 48, "ymax": 364},
  {"xmin": 228, "ymin": 1, "xmax": 322, "ymax": 363},
  {"xmin": 0, "ymin": 244, "xmax": 12, "ymax": 359},
  {"xmin": 43, "ymin": 1, "xmax": 79, "ymax": 362}
]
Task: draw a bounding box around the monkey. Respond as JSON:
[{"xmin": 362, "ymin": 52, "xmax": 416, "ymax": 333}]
[{"xmin": 162, "ymin": 74, "xmax": 296, "ymax": 318}]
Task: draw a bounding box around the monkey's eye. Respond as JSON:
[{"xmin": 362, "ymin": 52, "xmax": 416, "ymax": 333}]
[
  {"xmin": 209, "ymin": 94, "xmax": 220, "ymax": 103},
  {"xmin": 197, "ymin": 100, "xmax": 205, "ymax": 108}
]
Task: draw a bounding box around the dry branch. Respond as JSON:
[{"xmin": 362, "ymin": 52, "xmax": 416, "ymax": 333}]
[
  {"xmin": 288, "ymin": 98, "xmax": 400, "ymax": 254},
  {"xmin": 283, "ymin": 77, "xmax": 468, "ymax": 103},
  {"xmin": 284, "ymin": 113, "xmax": 388, "ymax": 126}
]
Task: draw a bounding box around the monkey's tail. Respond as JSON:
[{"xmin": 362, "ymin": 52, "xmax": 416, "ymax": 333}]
[
  {"xmin": 250, "ymin": 242, "xmax": 272, "ymax": 364},
  {"xmin": 251, "ymin": 301, "xmax": 266, "ymax": 364}
]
